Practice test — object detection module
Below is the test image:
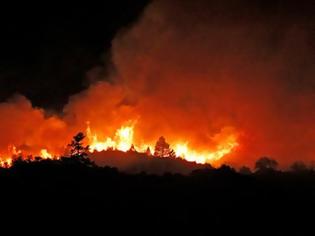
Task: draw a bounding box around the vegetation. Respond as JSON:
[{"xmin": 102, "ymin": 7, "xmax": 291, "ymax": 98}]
[
  {"xmin": 153, "ymin": 136, "xmax": 176, "ymax": 158},
  {"xmin": 2, "ymin": 155, "xmax": 315, "ymax": 235},
  {"xmin": 255, "ymin": 156, "xmax": 279, "ymax": 172},
  {"xmin": 66, "ymin": 132, "xmax": 95, "ymax": 167},
  {"xmin": 1, "ymin": 134, "xmax": 314, "ymax": 235}
]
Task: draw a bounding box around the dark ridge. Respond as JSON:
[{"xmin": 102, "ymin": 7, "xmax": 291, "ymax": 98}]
[{"xmin": 1, "ymin": 157, "xmax": 315, "ymax": 235}]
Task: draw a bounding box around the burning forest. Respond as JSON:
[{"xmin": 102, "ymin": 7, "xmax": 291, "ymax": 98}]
[
  {"xmin": 1, "ymin": 1, "xmax": 315, "ymax": 235},
  {"xmin": 0, "ymin": 0, "xmax": 314, "ymax": 171},
  {"xmin": 0, "ymin": 117, "xmax": 238, "ymax": 170}
]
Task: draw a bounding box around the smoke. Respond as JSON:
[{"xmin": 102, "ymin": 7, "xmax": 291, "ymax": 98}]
[
  {"xmin": 0, "ymin": 0, "xmax": 314, "ymax": 168},
  {"xmin": 0, "ymin": 94, "xmax": 70, "ymax": 156},
  {"xmin": 68, "ymin": 0, "xmax": 314, "ymax": 167}
]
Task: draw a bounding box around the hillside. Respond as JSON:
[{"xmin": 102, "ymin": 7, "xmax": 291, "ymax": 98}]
[{"xmin": 90, "ymin": 150, "xmax": 213, "ymax": 174}]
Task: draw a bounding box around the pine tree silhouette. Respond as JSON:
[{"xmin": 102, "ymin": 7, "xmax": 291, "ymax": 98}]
[
  {"xmin": 67, "ymin": 132, "xmax": 94, "ymax": 166},
  {"xmin": 154, "ymin": 136, "xmax": 176, "ymax": 158}
]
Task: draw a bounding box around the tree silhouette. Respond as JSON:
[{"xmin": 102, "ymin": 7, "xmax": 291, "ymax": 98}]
[
  {"xmin": 239, "ymin": 166, "xmax": 252, "ymax": 175},
  {"xmin": 255, "ymin": 157, "xmax": 278, "ymax": 172},
  {"xmin": 154, "ymin": 136, "xmax": 176, "ymax": 158},
  {"xmin": 68, "ymin": 132, "xmax": 94, "ymax": 166},
  {"xmin": 290, "ymin": 161, "xmax": 307, "ymax": 172},
  {"xmin": 145, "ymin": 147, "xmax": 152, "ymax": 156},
  {"xmin": 69, "ymin": 132, "xmax": 89, "ymax": 157},
  {"xmin": 128, "ymin": 144, "xmax": 136, "ymax": 152}
]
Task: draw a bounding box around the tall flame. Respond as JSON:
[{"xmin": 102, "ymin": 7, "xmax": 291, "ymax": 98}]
[
  {"xmin": 87, "ymin": 122, "xmax": 136, "ymax": 153},
  {"xmin": 0, "ymin": 121, "xmax": 238, "ymax": 168},
  {"xmin": 86, "ymin": 121, "xmax": 238, "ymax": 164},
  {"xmin": 40, "ymin": 149, "xmax": 53, "ymax": 159}
]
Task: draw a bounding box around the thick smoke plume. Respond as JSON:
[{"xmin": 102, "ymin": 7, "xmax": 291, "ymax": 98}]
[{"xmin": 1, "ymin": 0, "xmax": 315, "ymax": 168}]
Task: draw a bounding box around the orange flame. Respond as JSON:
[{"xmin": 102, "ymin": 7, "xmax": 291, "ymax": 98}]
[
  {"xmin": 0, "ymin": 157, "xmax": 12, "ymax": 168},
  {"xmin": 86, "ymin": 122, "xmax": 238, "ymax": 164},
  {"xmin": 0, "ymin": 120, "xmax": 238, "ymax": 168},
  {"xmin": 87, "ymin": 122, "xmax": 140, "ymax": 153},
  {"xmin": 40, "ymin": 149, "xmax": 53, "ymax": 159},
  {"xmin": 174, "ymin": 137, "xmax": 238, "ymax": 164}
]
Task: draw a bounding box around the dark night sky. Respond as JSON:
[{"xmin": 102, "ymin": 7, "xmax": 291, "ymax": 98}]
[{"xmin": 0, "ymin": 1, "xmax": 150, "ymax": 110}]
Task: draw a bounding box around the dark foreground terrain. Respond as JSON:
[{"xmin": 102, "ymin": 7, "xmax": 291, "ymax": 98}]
[{"xmin": 0, "ymin": 158, "xmax": 314, "ymax": 235}]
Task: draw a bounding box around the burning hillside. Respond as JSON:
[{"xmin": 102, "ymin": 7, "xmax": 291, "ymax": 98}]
[
  {"xmin": 86, "ymin": 122, "xmax": 238, "ymax": 164},
  {"xmin": 0, "ymin": 0, "xmax": 314, "ymax": 168},
  {"xmin": 0, "ymin": 119, "xmax": 238, "ymax": 168}
]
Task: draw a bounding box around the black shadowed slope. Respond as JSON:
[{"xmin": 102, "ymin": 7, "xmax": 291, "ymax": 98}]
[{"xmin": 0, "ymin": 156, "xmax": 314, "ymax": 235}]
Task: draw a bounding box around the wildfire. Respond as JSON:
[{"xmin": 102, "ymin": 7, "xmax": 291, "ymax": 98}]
[
  {"xmin": 0, "ymin": 147, "xmax": 56, "ymax": 168},
  {"xmin": 0, "ymin": 121, "xmax": 238, "ymax": 168},
  {"xmin": 87, "ymin": 123, "xmax": 137, "ymax": 153},
  {"xmin": 174, "ymin": 138, "xmax": 238, "ymax": 164},
  {"xmin": 40, "ymin": 149, "xmax": 53, "ymax": 159},
  {"xmin": 86, "ymin": 122, "xmax": 238, "ymax": 164},
  {"xmin": 0, "ymin": 157, "xmax": 12, "ymax": 168}
]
